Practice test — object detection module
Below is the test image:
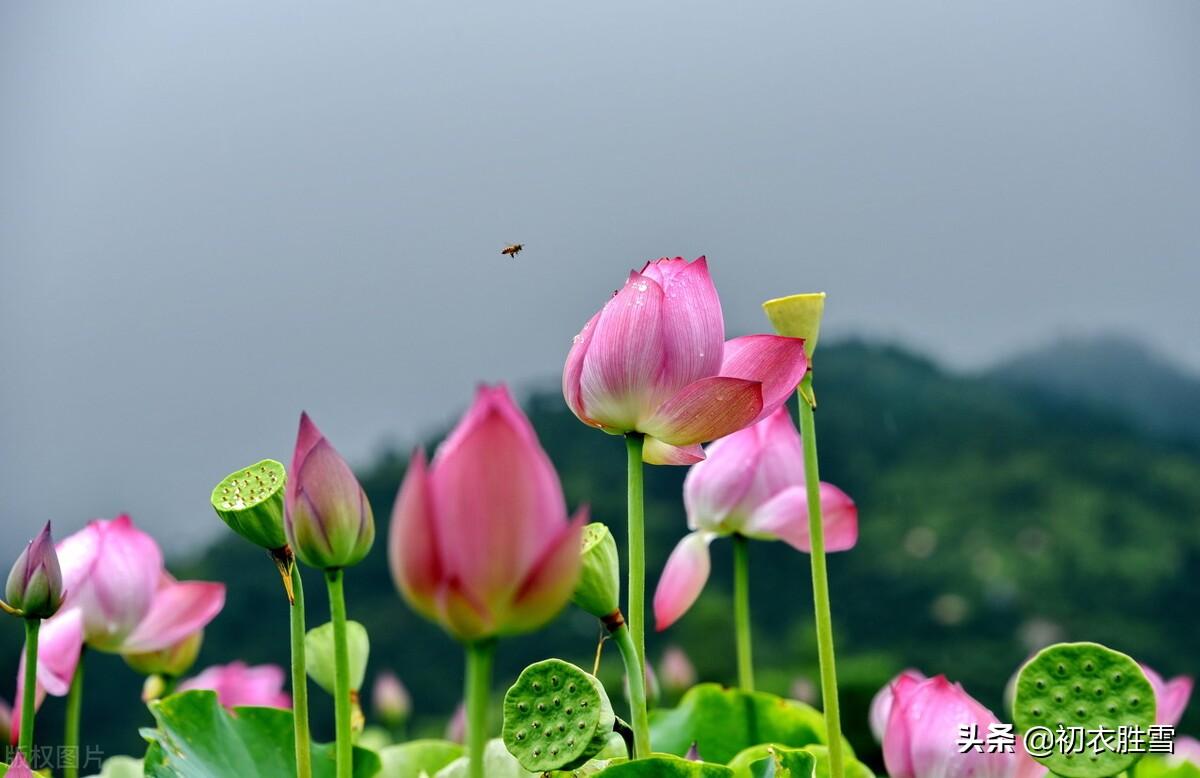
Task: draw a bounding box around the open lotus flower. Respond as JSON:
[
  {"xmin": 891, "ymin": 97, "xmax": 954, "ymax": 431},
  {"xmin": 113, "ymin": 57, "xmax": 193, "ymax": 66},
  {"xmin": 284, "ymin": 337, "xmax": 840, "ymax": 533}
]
[
  {"xmin": 870, "ymin": 669, "xmax": 928, "ymax": 743},
  {"xmin": 883, "ymin": 674, "xmax": 1045, "ymax": 778},
  {"xmin": 1140, "ymin": 663, "xmax": 1193, "ymax": 726},
  {"xmin": 389, "ymin": 384, "xmax": 585, "ymax": 642},
  {"xmin": 11, "ymin": 516, "xmax": 225, "ymax": 742},
  {"xmin": 179, "ymin": 661, "xmax": 292, "ymax": 709},
  {"xmin": 563, "ymin": 256, "xmax": 809, "ymax": 465},
  {"xmin": 653, "ymin": 408, "xmax": 858, "ymax": 629},
  {"xmin": 286, "ymin": 413, "xmax": 375, "ymax": 570}
]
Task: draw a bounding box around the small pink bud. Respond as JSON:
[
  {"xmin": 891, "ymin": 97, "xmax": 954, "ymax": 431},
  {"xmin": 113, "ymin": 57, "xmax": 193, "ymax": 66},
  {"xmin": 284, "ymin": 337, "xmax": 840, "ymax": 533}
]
[
  {"xmin": 5, "ymin": 751, "xmax": 34, "ymax": 777},
  {"xmin": 372, "ymin": 670, "xmax": 412, "ymax": 726},
  {"xmin": 285, "ymin": 413, "xmax": 375, "ymax": 570},
  {"xmin": 5, "ymin": 523, "xmax": 64, "ymax": 619}
]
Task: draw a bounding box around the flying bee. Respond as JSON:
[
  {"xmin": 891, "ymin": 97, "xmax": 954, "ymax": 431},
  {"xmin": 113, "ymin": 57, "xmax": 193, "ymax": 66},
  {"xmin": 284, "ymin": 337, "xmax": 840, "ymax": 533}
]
[{"xmin": 501, "ymin": 243, "xmax": 524, "ymax": 258}]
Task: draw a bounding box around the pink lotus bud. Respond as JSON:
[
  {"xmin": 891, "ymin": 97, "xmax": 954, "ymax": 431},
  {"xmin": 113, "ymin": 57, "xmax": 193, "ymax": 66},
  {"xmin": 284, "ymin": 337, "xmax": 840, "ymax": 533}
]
[
  {"xmin": 869, "ymin": 669, "xmax": 927, "ymax": 743},
  {"xmin": 5, "ymin": 523, "xmax": 64, "ymax": 619},
  {"xmin": 445, "ymin": 702, "xmax": 467, "ymax": 744},
  {"xmin": 659, "ymin": 646, "xmax": 697, "ymax": 693},
  {"xmin": 389, "ymin": 385, "xmax": 585, "ymax": 642},
  {"xmin": 5, "ymin": 751, "xmax": 34, "ymax": 777},
  {"xmin": 179, "ymin": 661, "xmax": 292, "ymax": 709},
  {"xmin": 1140, "ymin": 663, "xmax": 1193, "ymax": 727},
  {"xmin": 285, "ymin": 413, "xmax": 375, "ymax": 570},
  {"xmin": 883, "ymin": 674, "xmax": 1044, "ymax": 778},
  {"xmin": 563, "ymin": 257, "xmax": 809, "ymax": 465},
  {"xmin": 372, "ymin": 670, "xmax": 412, "ymax": 726},
  {"xmin": 653, "ymin": 408, "xmax": 858, "ymax": 630}
]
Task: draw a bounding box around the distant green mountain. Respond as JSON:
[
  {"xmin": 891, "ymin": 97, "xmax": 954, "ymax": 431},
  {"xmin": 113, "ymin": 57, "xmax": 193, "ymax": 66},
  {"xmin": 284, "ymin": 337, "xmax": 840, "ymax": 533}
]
[
  {"xmin": 989, "ymin": 334, "xmax": 1200, "ymax": 443},
  {"xmin": 8, "ymin": 340, "xmax": 1198, "ymax": 767}
]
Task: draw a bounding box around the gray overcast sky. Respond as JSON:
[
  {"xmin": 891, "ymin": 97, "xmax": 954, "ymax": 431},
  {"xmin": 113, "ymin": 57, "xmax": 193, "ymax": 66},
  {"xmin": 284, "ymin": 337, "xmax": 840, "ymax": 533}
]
[{"xmin": 2, "ymin": 1, "xmax": 1198, "ymax": 553}]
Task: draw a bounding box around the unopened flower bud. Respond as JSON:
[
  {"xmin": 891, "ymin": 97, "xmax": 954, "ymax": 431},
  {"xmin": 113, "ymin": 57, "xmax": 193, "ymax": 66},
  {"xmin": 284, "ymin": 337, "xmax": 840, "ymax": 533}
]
[
  {"xmin": 763, "ymin": 292, "xmax": 825, "ymax": 358},
  {"xmin": 211, "ymin": 460, "xmax": 288, "ymax": 551},
  {"xmin": 372, "ymin": 671, "xmax": 412, "ymax": 727},
  {"xmin": 572, "ymin": 523, "xmax": 620, "ymax": 621},
  {"xmin": 305, "ymin": 620, "xmax": 370, "ymax": 696},
  {"xmin": 286, "ymin": 414, "xmax": 375, "ymax": 570},
  {"xmin": 125, "ymin": 630, "xmax": 204, "ymax": 678},
  {"xmin": 5, "ymin": 523, "xmax": 64, "ymax": 619}
]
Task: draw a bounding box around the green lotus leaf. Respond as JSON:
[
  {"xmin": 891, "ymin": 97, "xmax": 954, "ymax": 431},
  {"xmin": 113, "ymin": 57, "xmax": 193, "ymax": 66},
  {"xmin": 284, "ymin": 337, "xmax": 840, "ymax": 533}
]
[
  {"xmin": 594, "ymin": 755, "xmax": 734, "ymax": 776},
  {"xmin": 649, "ymin": 684, "xmax": 847, "ymax": 765},
  {"xmin": 435, "ymin": 739, "xmax": 536, "ymax": 778},
  {"xmin": 85, "ymin": 756, "xmax": 144, "ymax": 778},
  {"xmin": 728, "ymin": 744, "xmax": 874, "ymax": 778},
  {"xmin": 377, "ymin": 739, "xmax": 464, "ymax": 778},
  {"xmin": 1135, "ymin": 756, "xmax": 1200, "ymax": 778},
  {"xmin": 141, "ymin": 689, "xmax": 381, "ymax": 777}
]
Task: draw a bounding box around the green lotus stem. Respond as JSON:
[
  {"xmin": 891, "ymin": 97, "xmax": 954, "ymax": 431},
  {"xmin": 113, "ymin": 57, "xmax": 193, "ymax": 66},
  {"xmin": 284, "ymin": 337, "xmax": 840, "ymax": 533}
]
[
  {"xmin": 624, "ymin": 433, "xmax": 646, "ymax": 670},
  {"xmin": 325, "ymin": 569, "xmax": 352, "ymax": 778},
  {"xmin": 798, "ymin": 372, "xmax": 844, "ymax": 778},
  {"xmin": 611, "ymin": 623, "xmax": 651, "ymax": 758},
  {"xmin": 19, "ymin": 618, "xmax": 40, "ymax": 762},
  {"xmin": 291, "ymin": 563, "xmax": 313, "ymax": 778},
  {"xmin": 64, "ymin": 653, "xmax": 84, "ymax": 778},
  {"xmin": 465, "ymin": 639, "xmax": 497, "ymax": 778},
  {"xmin": 732, "ymin": 534, "xmax": 755, "ymax": 692}
]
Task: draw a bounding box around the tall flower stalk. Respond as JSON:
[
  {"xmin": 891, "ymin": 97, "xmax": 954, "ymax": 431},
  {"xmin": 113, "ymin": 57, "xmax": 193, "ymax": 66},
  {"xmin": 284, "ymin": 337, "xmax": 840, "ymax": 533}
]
[
  {"xmin": 764, "ymin": 292, "xmax": 845, "ymax": 778},
  {"xmin": 390, "ymin": 385, "xmax": 585, "ymax": 778},
  {"xmin": 285, "ymin": 414, "xmax": 376, "ymax": 778},
  {"xmin": 211, "ymin": 460, "xmax": 312, "ymax": 778},
  {"xmin": 731, "ymin": 535, "xmax": 754, "ymax": 691},
  {"xmin": 563, "ymin": 256, "xmax": 809, "ymax": 738}
]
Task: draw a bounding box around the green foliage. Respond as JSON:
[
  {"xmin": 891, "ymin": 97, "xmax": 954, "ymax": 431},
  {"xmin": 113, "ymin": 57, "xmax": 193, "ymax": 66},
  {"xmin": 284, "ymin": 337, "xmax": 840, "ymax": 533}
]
[
  {"xmin": 85, "ymin": 757, "xmax": 144, "ymax": 778},
  {"xmin": 727, "ymin": 745, "xmax": 873, "ymax": 778},
  {"xmin": 433, "ymin": 739, "xmax": 534, "ymax": 777},
  {"xmin": 746, "ymin": 746, "xmax": 815, "ymax": 778},
  {"xmin": 594, "ymin": 755, "xmax": 734, "ymax": 776},
  {"xmin": 649, "ymin": 684, "xmax": 836, "ymax": 765},
  {"xmin": 503, "ymin": 658, "xmax": 617, "ymax": 772},
  {"xmin": 306, "ymin": 619, "xmax": 370, "ymax": 694},
  {"xmin": 141, "ymin": 690, "xmax": 381, "ymax": 777},
  {"xmin": 1136, "ymin": 757, "xmax": 1200, "ymax": 778},
  {"xmin": 376, "ymin": 739, "xmax": 463, "ymax": 777},
  {"xmin": 1012, "ymin": 642, "xmax": 1155, "ymax": 778}
]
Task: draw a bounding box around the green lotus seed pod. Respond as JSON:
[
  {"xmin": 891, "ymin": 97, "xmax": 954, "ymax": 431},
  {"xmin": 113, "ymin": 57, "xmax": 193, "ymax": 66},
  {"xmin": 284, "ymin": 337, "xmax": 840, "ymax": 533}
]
[
  {"xmin": 1012, "ymin": 642, "xmax": 1155, "ymax": 778},
  {"xmin": 306, "ymin": 620, "xmax": 370, "ymax": 695},
  {"xmin": 572, "ymin": 523, "xmax": 621, "ymax": 620},
  {"xmin": 211, "ymin": 460, "xmax": 288, "ymax": 551},
  {"xmin": 502, "ymin": 658, "xmax": 615, "ymax": 773}
]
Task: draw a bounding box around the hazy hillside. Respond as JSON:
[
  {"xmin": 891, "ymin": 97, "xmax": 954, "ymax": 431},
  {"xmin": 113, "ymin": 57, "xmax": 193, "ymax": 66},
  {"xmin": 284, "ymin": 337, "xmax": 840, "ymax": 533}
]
[
  {"xmin": 7, "ymin": 340, "xmax": 1198, "ymax": 766},
  {"xmin": 990, "ymin": 334, "xmax": 1200, "ymax": 443}
]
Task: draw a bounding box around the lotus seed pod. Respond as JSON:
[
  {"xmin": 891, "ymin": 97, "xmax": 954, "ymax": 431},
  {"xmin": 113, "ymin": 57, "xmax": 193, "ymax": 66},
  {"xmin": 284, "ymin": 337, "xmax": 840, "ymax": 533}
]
[
  {"xmin": 1013, "ymin": 642, "xmax": 1155, "ymax": 778},
  {"xmin": 572, "ymin": 523, "xmax": 621, "ymax": 620},
  {"xmin": 305, "ymin": 620, "xmax": 370, "ymax": 696},
  {"xmin": 502, "ymin": 658, "xmax": 616, "ymax": 772},
  {"xmin": 763, "ymin": 292, "xmax": 825, "ymax": 358},
  {"xmin": 211, "ymin": 460, "xmax": 288, "ymax": 551}
]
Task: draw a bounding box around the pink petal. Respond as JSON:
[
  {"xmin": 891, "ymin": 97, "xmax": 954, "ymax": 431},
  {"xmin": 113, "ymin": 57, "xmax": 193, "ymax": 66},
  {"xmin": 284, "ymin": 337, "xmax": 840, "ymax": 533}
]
[
  {"xmin": 77, "ymin": 515, "xmax": 164, "ymax": 650},
  {"xmin": 579, "ymin": 272, "xmax": 668, "ymax": 431},
  {"xmin": 1141, "ymin": 664, "xmax": 1193, "ymax": 726},
  {"xmin": 429, "ymin": 385, "xmax": 569, "ymax": 609},
  {"xmin": 870, "ymin": 669, "xmax": 927, "ymax": 743},
  {"xmin": 562, "ymin": 311, "xmax": 603, "ymax": 428},
  {"xmin": 720, "ymin": 335, "xmax": 808, "ymax": 423},
  {"xmin": 649, "ymin": 257, "xmax": 725, "ymax": 395},
  {"xmin": 504, "ymin": 509, "xmax": 587, "ymax": 635},
  {"xmin": 653, "ymin": 533, "xmax": 713, "ymax": 631},
  {"xmin": 434, "ymin": 577, "xmax": 496, "ymax": 642},
  {"xmin": 642, "ymin": 439, "xmax": 705, "ymax": 466},
  {"xmin": 388, "ymin": 448, "xmax": 443, "ymax": 622},
  {"xmin": 120, "ymin": 581, "xmax": 225, "ymax": 654},
  {"xmin": 5, "ymin": 751, "xmax": 33, "ymax": 777},
  {"xmin": 291, "ymin": 436, "xmax": 374, "ymax": 564},
  {"xmin": 642, "ymin": 376, "xmax": 763, "ymax": 447},
  {"xmin": 739, "ymin": 407, "xmax": 806, "ymax": 508},
  {"xmin": 1170, "ymin": 736, "xmax": 1200, "ymax": 768},
  {"xmin": 54, "ymin": 521, "xmax": 105, "ymax": 600},
  {"xmin": 180, "ymin": 662, "xmax": 291, "ymax": 709},
  {"xmin": 745, "ymin": 483, "xmax": 858, "ymax": 552},
  {"xmin": 683, "ymin": 424, "xmax": 762, "ymax": 532}
]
